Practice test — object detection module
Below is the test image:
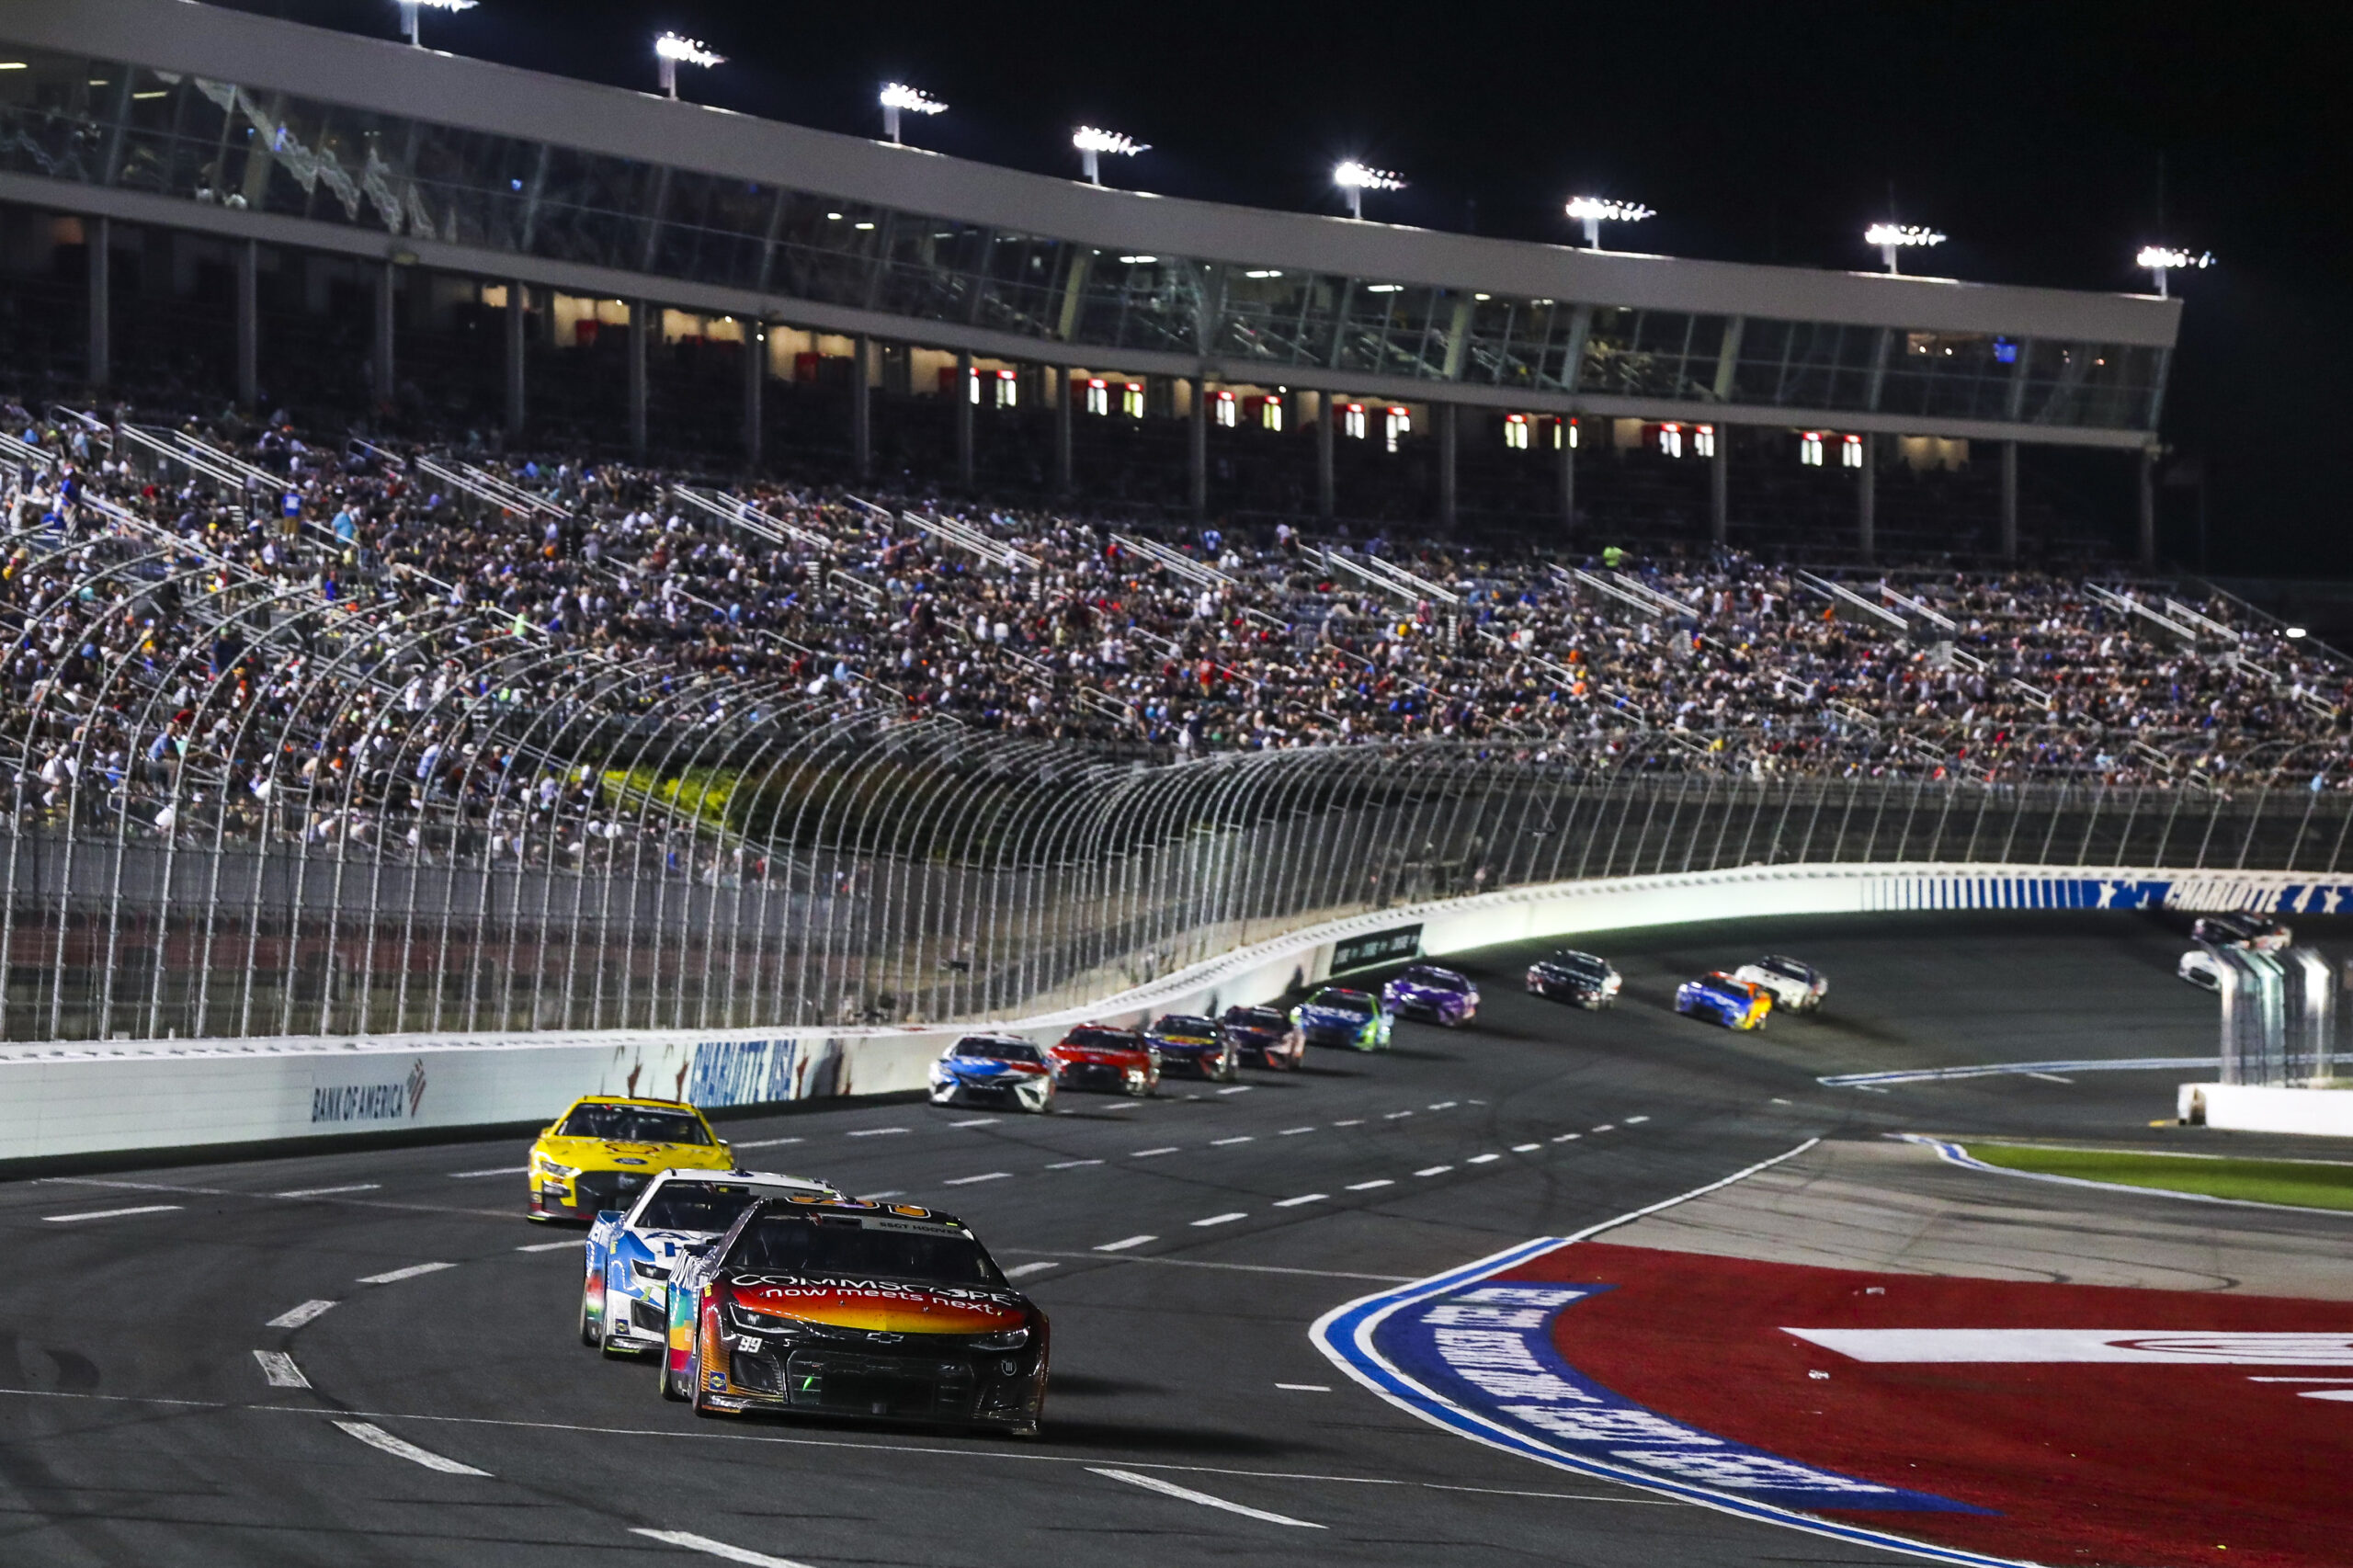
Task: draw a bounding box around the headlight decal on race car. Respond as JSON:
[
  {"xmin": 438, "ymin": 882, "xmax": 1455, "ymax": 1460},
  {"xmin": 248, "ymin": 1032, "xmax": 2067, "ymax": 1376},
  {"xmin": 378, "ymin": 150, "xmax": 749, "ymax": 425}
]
[{"xmin": 1313, "ymin": 1240, "xmax": 2021, "ymax": 1568}]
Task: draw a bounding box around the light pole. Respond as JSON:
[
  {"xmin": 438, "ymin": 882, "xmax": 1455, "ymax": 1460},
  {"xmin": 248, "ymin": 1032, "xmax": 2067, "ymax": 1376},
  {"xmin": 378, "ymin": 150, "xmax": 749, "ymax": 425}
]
[
  {"xmin": 1564, "ymin": 196, "xmax": 1654, "ymax": 251},
  {"xmin": 2136, "ymin": 244, "xmax": 2212, "ymax": 299},
  {"xmin": 880, "ymin": 83, "xmax": 947, "ymax": 144},
  {"xmin": 395, "ymin": 0, "xmax": 474, "ymax": 49},
  {"xmin": 1074, "ymin": 126, "xmax": 1148, "ymax": 187},
  {"xmin": 1333, "ymin": 161, "xmax": 1405, "ymax": 221},
  {"xmin": 1864, "ymin": 222, "xmax": 1945, "ymax": 276},
  {"xmin": 654, "ymin": 33, "xmax": 722, "ymax": 100}
]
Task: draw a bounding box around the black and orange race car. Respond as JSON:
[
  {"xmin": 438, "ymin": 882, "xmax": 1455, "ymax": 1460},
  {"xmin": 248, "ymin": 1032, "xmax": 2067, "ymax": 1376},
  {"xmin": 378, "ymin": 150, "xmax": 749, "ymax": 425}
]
[
  {"xmin": 1046, "ymin": 1023, "xmax": 1160, "ymax": 1096},
  {"xmin": 661, "ymin": 1194, "xmax": 1048, "ymax": 1436}
]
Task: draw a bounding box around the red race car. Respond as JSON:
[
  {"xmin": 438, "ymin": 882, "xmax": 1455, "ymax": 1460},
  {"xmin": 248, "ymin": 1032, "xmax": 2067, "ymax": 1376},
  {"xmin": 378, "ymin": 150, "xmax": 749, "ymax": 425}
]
[{"xmin": 1046, "ymin": 1024, "xmax": 1160, "ymax": 1096}]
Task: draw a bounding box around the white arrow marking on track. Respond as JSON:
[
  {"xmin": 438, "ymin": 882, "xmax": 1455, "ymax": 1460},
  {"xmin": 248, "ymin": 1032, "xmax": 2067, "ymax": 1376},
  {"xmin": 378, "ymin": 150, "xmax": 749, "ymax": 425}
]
[
  {"xmin": 252, "ymin": 1350, "xmax": 309, "ymax": 1389},
  {"xmin": 333, "ymin": 1421, "xmax": 490, "ymax": 1475},
  {"xmin": 1089, "ymin": 1467, "xmax": 1324, "ymax": 1528}
]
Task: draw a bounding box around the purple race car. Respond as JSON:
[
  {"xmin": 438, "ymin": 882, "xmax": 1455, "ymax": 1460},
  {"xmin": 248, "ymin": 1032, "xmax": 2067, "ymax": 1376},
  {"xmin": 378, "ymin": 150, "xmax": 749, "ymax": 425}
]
[{"xmin": 1381, "ymin": 964, "xmax": 1480, "ymax": 1027}]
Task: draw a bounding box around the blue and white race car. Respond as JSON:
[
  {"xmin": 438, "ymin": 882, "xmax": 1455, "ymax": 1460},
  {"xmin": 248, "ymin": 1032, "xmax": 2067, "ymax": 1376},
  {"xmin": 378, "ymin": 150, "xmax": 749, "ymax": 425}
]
[
  {"xmin": 927, "ymin": 1034, "xmax": 1057, "ymax": 1114},
  {"xmin": 580, "ymin": 1168, "xmax": 837, "ymax": 1358},
  {"xmin": 1381, "ymin": 964, "xmax": 1480, "ymax": 1027},
  {"xmin": 1674, "ymin": 971, "xmax": 1772, "ymax": 1032},
  {"xmin": 1291, "ymin": 986, "xmax": 1393, "ymax": 1051}
]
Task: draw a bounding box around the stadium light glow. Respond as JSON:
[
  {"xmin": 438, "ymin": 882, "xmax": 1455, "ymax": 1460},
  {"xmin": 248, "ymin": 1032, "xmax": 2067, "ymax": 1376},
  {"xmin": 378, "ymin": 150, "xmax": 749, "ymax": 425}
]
[
  {"xmin": 1334, "ymin": 161, "xmax": 1405, "ymax": 221},
  {"xmin": 1074, "ymin": 126, "xmax": 1149, "ymax": 186},
  {"xmin": 395, "ymin": 0, "xmax": 474, "ymax": 50},
  {"xmin": 1564, "ymin": 196, "xmax": 1654, "ymax": 250},
  {"xmin": 2136, "ymin": 244, "xmax": 2213, "ymax": 298},
  {"xmin": 880, "ymin": 83, "xmax": 947, "ymax": 143},
  {"xmin": 654, "ymin": 33, "xmax": 722, "ymax": 99},
  {"xmin": 1865, "ymin": 222, "xmax": 1945, "ymax": 275}
]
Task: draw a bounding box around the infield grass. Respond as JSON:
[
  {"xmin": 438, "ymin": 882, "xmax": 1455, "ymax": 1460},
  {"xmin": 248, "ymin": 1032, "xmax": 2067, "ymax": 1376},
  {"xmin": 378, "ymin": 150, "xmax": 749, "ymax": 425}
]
[{"xmin": 1960, "ymin": 1142, "xmax": 2353, "ymax": 1211}]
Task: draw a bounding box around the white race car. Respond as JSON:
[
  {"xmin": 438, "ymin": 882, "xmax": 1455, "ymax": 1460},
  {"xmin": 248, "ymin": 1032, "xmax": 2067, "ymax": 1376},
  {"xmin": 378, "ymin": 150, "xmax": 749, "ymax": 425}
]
[
  {"xmin": 2178, "ymin": 949, "xmax": 2224, "ymax": 991},
  {"xmin": 1732, "ymin": 956, "xmax": 1827, "ymax": 1013},
  {"xmin": 580, "ymin": 1167, "xmax": 836, "ymax": 1358}
]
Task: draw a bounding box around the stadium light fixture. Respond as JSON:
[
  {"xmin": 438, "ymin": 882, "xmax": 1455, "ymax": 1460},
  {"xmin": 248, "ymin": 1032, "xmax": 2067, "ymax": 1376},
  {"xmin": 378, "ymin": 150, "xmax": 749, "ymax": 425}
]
[
  {"xmin": 881, "ymin": 83, "xmax": 948, "ymax": 144},
  {"xmin": 2136, "ymin": 244, "xmax": 2212, "ymax": 299},
  {"xmin": 1334, "ymin": 161, "xmax": 1405, "ymax": 221},
  {"xmin": 654, "ymin": 33, "xmax": 722, "ymax": 99},
  {"xmin": 1074, "ymin": 126, "xmax": 1149, "ymax": 187},
  {"xmin": 1564, "ymin": 197, "xmax": 1654, "ymax": 251},
  {"xmin": 395, "ymin": 0, "xmax": 474, "ymax": 50},
  {"xmin": 1865, "ymin": 222, "xmax": 1945, "ymax": 276}
]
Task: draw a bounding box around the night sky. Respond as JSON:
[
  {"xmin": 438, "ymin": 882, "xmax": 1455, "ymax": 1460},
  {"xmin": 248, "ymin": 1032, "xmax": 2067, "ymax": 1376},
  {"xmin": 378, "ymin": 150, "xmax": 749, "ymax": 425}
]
[{"xmin": 218, "ymin": 0, "xmax": 2345, "ymax": 576}]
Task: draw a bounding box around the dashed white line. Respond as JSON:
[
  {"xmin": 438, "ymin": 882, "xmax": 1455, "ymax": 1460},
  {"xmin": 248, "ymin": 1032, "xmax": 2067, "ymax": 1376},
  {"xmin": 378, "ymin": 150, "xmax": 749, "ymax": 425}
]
[
  {"xmin": 732, "ymin": 1137, "xmax": 803, "ymax": 1150},
  {"xmin": 950, "ymin": 1118, "xmax": 1001, "ymax": 1128},
  {"xmin": 1428, "ymin": 1101, "xmax": 1458, "ymax": 1110},
  {"xmin": 1217, "ymin": 1085, "xmax": 1254, "ymax": 1095},
  {"xmin": 1552, "ymin": 1132, "xmax": 1582, "ymax": 1142},
  {"xmin": 334, "ymin": 1420, "xmax": 490, "ymax": 1476},
  {"xmin": 1276, "ymin": 1383, "xmax": 1332, "ymax": 1392},
  {"xmin": 1591, "ymin": 1123, "xmax": 1616, "ymax": 1133},
  {"xmin": 2025, "ymin": 1072, "xmax": 2075, "ymax": 1085},
  {"xmin": 1004, "ymin": 1262, "xmax": 1061, "ymax": 1278},
  {"xmin": 42, "ymin": 1205, "xmax": 180, "ymax": 1223},
  {"xmin": 1279, "ymin": 1127, "xmax": 1316, "ymax": 1136},
  {"xmin": 266, "ymin": 1299, "xmax": 337, "ymax": 1329},
  {"xmin": 252, "ymin": 1350, "xmax": 310, "ymax": 1389},
  {"xmin": 1771, "ymin": 1097, "xmax": 1794, "ymax": 1106},
  {"xmin": 1383, "ymin": 1110, "xmax": 1414, "ymax": 1120},
  {"xmin": 1095, "ymin": 1235, "xmax": 1156, "ymax": 1253},
  {"xmin": 1272, "ymin": 1193, "xmax": 1328, "ymax": 1208},
  {"xmin": 942, "ymin": 1172, "xmax": 1010, "ymax": 1187},
  {"xmin": 1510, "ymin": 1143, "xmax": 1541, "ymax": 1153},
  {"xmin": 1090, "ymin": 1467, "xmax": 1324, "ymax": 1529},
  {"xmin": 448, "ymin": 1166, "xmax": 528, "ymax": 1178},
  {"xmin": 274, "ymin": 1184, "xmax": 380, "ymax": 1199},
  {"xmin": 1191, "ymin": 1212, "xmax": 1247, "ymax": 1228},
  {"xmin": 847, "ymin": 1127, "xmax": 910, "ymax": 1137},
  {"xmin": 1466, "ymin": 1153, "xmax": 1502, "ymax": 1165},
  {"xmin": 1625, "ymin": 1115, "xmax": 1651, "ymax": 1124},
  {"xmin": 1211, "ymin": 1136, "xmax": 1255, "ymax": 1146},
  {"xmin": 630, "ymin": 1528, "xmax": 815, "ymax": 1567},
  {"xmin": 1332, "ymin": 1119, "xmax": 1364, "ymax": 1127},
  {"xmin": 1131, "ymin": 1147, "xmax": 1179, "ymax": 1158},
  {"xmin": 357, "ymin": 1261, "xmax": 456, "ymax": 1286},
  {"xmin": 1414, "ymin": 1165, "xmax": 1453, "ymax": 1177},
  {"xmin": 1045, "ymin": 1159, "xmax": 1103, "ymax": 1170},
  {"xmin": 516, "ymin": 1240, "xmax": 577, "ymax": 1253},
  {"xmin": 1346, "ymin": 1179, "xmax": 1394, "ymax": 1191}
]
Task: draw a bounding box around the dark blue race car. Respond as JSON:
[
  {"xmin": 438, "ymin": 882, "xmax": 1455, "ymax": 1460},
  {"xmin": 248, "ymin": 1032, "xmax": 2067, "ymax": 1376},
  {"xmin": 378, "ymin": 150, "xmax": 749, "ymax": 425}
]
[
  {"xmin": 1673, "ymin": 971, "xmax": 1770, "ymax": 1032},
  {"xmin": 1381, "ymin": 964, "xmax": 1480, "ymax": 1027},
  {"xmin": 1143, "ymin": 1014, "xmax": 1239, "ymax": 1082}
]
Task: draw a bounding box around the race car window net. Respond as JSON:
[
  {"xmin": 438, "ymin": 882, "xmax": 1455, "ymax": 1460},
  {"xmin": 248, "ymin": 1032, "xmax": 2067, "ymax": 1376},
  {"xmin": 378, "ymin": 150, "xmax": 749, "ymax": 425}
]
[
  {"xmin": 635, "ymin": 1184, "xmax": 772, "ymax": 1232},
  {"xmin": 1398, "ymin": 967, "xmax": 1460, "ymax": 986},
  {"xmin": 1550, "ymin": 952, "xmax": 1608, "ymax": 973},
  {"xmin": 1224, "ymin": 1008, "xmax": 1286, "ymax": 1026},
  {"xmin": 952, "ymin": 1039, "xmax": 1043, "ymax": 1062},
  {"xmin": 1063, "ymin": 1029, "xmax": 1140, "ymax": 1050},
  {"xmin": 1757, "ymin": 957, "xmax": 1812, "ymax": 980},
  {"xmin": 727, "ymin": 1213, "xmax": 999, "ymax": 1286},
  {"xmin": 558, "ymin": 1106, "xmax": 710, "ymax": 1144}
]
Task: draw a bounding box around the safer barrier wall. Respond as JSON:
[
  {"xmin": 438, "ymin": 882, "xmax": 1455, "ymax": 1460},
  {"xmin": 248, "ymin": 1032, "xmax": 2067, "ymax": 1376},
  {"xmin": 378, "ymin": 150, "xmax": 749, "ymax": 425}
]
[{"xmin": 4, "ymin": 862, "xmax": 2334, "ymax": 1165}]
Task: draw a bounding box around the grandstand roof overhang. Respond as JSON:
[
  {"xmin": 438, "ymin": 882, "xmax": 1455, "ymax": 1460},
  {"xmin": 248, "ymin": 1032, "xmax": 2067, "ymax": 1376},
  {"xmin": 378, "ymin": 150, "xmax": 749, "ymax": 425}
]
[{"xmin": 1, "ymin": 0, "xmax": 2178, "ymax": 449}]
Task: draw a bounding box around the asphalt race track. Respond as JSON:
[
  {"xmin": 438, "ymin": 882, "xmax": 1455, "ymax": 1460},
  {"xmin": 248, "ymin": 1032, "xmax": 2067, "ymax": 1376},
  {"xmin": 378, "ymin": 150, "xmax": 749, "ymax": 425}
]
[{"xmin": 4, "ymin": 909, "xmax": 2339, "ymax": 1568}]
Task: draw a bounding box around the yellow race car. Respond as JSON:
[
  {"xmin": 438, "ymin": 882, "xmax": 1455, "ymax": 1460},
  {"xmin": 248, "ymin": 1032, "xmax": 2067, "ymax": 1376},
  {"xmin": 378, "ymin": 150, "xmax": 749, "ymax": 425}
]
[{"xmin": 528, "ymin": 1096, "xmax": 735, "ymax": 1221}]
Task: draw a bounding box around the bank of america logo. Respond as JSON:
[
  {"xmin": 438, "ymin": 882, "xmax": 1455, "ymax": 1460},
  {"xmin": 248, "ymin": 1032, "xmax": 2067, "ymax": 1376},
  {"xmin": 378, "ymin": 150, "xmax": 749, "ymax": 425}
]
[{"xmin": 407, "ymin": 1058, "xmax": 428, "ymax": 1118}]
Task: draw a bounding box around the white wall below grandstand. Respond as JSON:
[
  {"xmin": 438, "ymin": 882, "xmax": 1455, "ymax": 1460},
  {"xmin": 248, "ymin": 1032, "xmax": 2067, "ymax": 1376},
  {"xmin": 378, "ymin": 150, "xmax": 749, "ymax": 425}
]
[{"xmin": 2, "ymin": 862, "xmax": 2335, "ymax": 1165}]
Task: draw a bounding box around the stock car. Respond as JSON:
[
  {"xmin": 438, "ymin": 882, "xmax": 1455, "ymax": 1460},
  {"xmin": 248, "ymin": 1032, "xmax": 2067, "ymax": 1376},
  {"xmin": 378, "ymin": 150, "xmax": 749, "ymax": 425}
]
[
  {"xmin": 1143, "ymin": 1014, "xmax": 1240, "ymax": 1082},
  {"xmin": 529, "ymin": 1096, "xmax": 736, "ymax": 1222},
  {"xmin": 1732, "ymin": 956, "xmax": 1828, "ymax": 1013},
  {"xmin": 1046, "ymin": 1024, "xmax": 1160, "ymax": 1096},
  {"xmin": 661, "ymin": 1193, "xmax": 1049, "ymax": 1435},
  {"xmin": 927, "ymin": 1035, "xmax": 1056, "ymax": 1113},
  {"xmin": 1292, "ymin": 986, "xmax": 1393, "ymax": 1051},
  {"xmin": 1219, "ymin": 1005, "xmax": 1305, "ymax": 1070},
  {"xmin": 1674, "ymin": 971, "xmax": 1773, "ymax": 1031},
  {"xmin": 2179, "ymin": 949, "xmax": 2225, "ymax": 990},
  {"xmin": 1526, "ymin": 949, "xmax": 1620, "ymax": 1008},
  {"xmin": 2191, "ymin": 913, "xmax": 2292, "ymax": 951},
  {"xmin": 1381, "ymin": 964, "xmax": 1481, "ymax": 1027},
  {"xmin": 579, "ymin": 1169, "xmax": 837, "ymax": 1357}
]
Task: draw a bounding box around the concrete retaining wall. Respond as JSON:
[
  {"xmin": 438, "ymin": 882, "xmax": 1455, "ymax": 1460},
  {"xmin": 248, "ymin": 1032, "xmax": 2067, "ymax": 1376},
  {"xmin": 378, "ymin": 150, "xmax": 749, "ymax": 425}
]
[{"xmin": 2177, "ymin": 1082, "xmax": 2353, "ymax": 1137}]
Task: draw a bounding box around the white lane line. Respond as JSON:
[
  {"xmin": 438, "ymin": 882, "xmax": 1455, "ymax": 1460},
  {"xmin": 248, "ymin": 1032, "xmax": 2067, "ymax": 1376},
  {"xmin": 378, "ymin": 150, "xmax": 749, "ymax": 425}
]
[
  {"xmin": 1332, "ymin": 1119, "xmax": 1364, "ymax": 1127},
  {"xmin": 1591, "ymin": 1123, "xmax": 1616, "ymax": 1132},
  {"xmin": 1090, "ymin": 1467, "xmax": 1324, "ymax": 1529},
  {"xmin": 951, "ymin": 1118, "xmax": 1001, "ymax": 1128},
  {"xmin": 942, "ymin": 1172, "xmax": 1011, "ymax": 1187},
  {"xmin": 334, "ymin": 1420, "xmax": 491, "ymax": 1476},
  {"xmin": 1624, "ymin": 1115, "xmax": 1651, "ymax": 1124},
  {"xmin": 1466, "ymin": 1153, "xmax": 1502, "ymax": 1165},
  {"xmin": 847, "ymin": 1127, "xmax": 910, "ymax": 1137},
  {"xmin": 266, "ymin": 1299, "xmax": 336, "ymax": 1329},
  {"xmin": 448, "ymin": 1166, "xmax": 528, "ymax": 1178},
  {"xmin": 1046, "ymin": 1159, "xmax": 1104, "ymax": 1170},
  {"xmin": 630, "ymin": 1528, "xmax": 817, "ymax": 1567},
  {"xmin": 1414, "ymin": 1165, "xmax": 1453, "ymax": 1177},
  {"xmin": 1552, "ymin": 1132, "xmax": 1582, "ymax": 1142},
  {"xmin": 1272, "ymin": 1194, "xmax": 1327, "ymax": 1208},
  {"xmin": 1131, "ymin": 1147, "xmax": 1179, "ymax": 1158},
  {"xmin": 358, "ymin": 1262, "xmax": 456, "ymax": 1286},
  {"xmin": 1095, "ymin": 1235, "xmax": 1156, "ymax": 1253},
  {"xmin": 1428, "ymin": 1101, "xmax": 1458, "ymax": 1110},
  {"xmin": 1279, "ymin": 1127, "xmax": 1315, "ymax": 1136},
  {"xmin": 1211, "ymin": 1136, "xmax": 1256, "ymax": 1146},
  {"xmin": 1191, "ymin": 1212, "xmax": 1247, "ymax": 1228},
  {"xmin": 252, "ymin": 1350, "xmax": 310, "ymax": 1389},
  {"xmin": 2025, "ymin": 1072, "xmax": 2075, "ymax": 1084},
  {"xmin": 860, "ymin": 1190, "xmax": 906, "ymax": 1199},
  {"xmin": 42, "ymin": 1205, "xmax": 180, "ymax": 1223},
  {"xmin": 1384, "ymin": 1110, "xmax": 1414, "ymax": 1119},
  {"xmin": 517, "ymin": 1240, "xmax": 578, "ymax": 1253},
  {"xmin": 1276, "ymin": 1383, "xmax": 1332, "ymax": 1392},
  {"xmin": 274, "ymin": 1184, "xmax": 381, "ymax": 1199},
  {"xmin": 733, "ymin": 1137, "xmax": 803, "ymax": 1149},
  {"xmin": 1005, "ymin": 1262, "xmax": 1061, "ymax": 1278},
  {"xmin": 1346, "ymin": 1179, "xmax": 1394, "ymax": 1191},
  {"xmin": 1771, "ymin": 1097, "xmax": 1794, "ymax": 1105},
  {"xmin": 1217, "ymin": 1085, "xmax": 1253, "ymax": 1095},
  {"xmin": 1510, "ymin": 1143, "xmax": 1541, "ymax": 1153}
]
